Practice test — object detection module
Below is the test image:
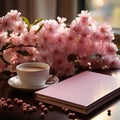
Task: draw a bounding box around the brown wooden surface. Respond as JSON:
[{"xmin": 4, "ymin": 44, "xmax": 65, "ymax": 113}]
[{"xmin": 0, "ymin": 69, "xmax": 120, "ymax": 120}]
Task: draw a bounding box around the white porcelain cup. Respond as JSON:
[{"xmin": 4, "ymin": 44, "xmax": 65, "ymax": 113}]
[{"xmin": 16, "ymin": 62, "xmax": 50, "ymax": 87}]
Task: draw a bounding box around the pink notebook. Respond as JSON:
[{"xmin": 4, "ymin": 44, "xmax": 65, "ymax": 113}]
[{"xmin": 34, "ymin": 71, "xmax": 120, "ymax": 114}]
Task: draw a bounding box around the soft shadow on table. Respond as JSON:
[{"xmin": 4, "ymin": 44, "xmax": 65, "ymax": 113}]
[{"xmin": 8, "ymin": 88, "xmax": 38, "ymax": 104}]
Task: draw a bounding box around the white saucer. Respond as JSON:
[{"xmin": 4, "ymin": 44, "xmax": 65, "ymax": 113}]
[{"xmin": 8, "ymin": 75, "xmax": 59, "ymax": 91}]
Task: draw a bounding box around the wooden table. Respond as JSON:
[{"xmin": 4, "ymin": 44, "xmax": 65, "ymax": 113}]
[{"xmin": 0, "ymin": 69, "xmax": 120, "ymax": 120}]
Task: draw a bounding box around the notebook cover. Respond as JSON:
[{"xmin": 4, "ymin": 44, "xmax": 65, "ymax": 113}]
[{"xmin": 34, "ymin": 71, "xmax": 120, "ymax": 114}]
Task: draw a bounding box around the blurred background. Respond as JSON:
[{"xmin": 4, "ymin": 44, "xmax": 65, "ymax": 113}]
[
  {"xmin": 0, "ymin": 0, "xmax": 77, "ymax": 24},
  {"xmin": 0, "ymin": 0, "xmax": 120, "ymax": 28},
  {"xmin": 0, "ymin": 0, "xmax": 120, "ymax": 44},
  {"xmin": 85, "ymin": 0, "xmax": 120, "ymax": 28}
]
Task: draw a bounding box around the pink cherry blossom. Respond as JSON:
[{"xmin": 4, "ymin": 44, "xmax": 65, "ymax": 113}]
[
  {"xmin": 78, "ymin": 10, "xmax": 92, "ymax": 25},
  {"xmin": 0, "ymin": 10, "xmax": 120, "ymax": 77},
  {"xmin": 1, "ymin": 16, "xmax": 13, "ymax": 31},
  {"xmin": 7, "ymin": 9, "xmax": 21, "ymax": 22},
  {"xmin": 13, "ymin": 21, "xmax": 27, "ymax": 34},
  {"xmin": 9, "ymin": 34, "xmax": 21, "ymax": 46}
]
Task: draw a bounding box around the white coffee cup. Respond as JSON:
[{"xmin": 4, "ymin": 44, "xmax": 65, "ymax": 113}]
[{"xmin": 16, "ymin": 62, "xmax": 50, "ymax": 87}]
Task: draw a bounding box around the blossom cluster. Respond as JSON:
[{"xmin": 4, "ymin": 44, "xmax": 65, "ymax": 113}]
[{"xmin": 0, "ymin": 10, "xmax": 120, "ymax": 77}]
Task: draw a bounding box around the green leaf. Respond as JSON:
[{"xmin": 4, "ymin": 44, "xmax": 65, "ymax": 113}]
[
  {"xmin": 22, "ymin": 16, "xmax": 30, "ymax": 26},
  {"xmin": 117, "ymin": 45, "xmax": 120, "ymax": 49},
  {"xmin": 34, "ymin": 24, "xmax": 44, "ymax": 34},
  {"xmin": 32, "ymin": 18, "xmax": 44, "ymax": 25},
  {"xmin": 16, "ymin": 50, "xmax": 30, "ymax": 56}
]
